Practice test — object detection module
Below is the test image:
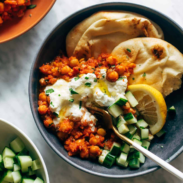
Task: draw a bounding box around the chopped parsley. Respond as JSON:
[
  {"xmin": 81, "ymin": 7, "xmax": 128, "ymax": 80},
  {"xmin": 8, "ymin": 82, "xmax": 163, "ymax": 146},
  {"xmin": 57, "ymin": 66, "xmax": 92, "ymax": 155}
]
[
  {"xmin": 53, "ymin": 112, "xmax": 59, "ymax": 117},
  {"xmin": 46, "ymin": 89, "xmax": 54, "ymax": 95},
  {"xmin": 102, "ymin": 75, "xmax": 105, "ymax": 78},
  {"xmin": 74, "ymin": 76, "xmax": 80, "ymax": 81},
  {"xmin": 85, "ymin": 82, "xmax": 91, "ymax": 87},
  {"xmin": 79, "ymin": 101, "xmax": 82, "ymax": 109},
  {"xmin": 94, "ymin": 78, "xmax": 97, "ymax": 82},
  {"xmin": 142, "ymin": 73, "xmax": 146, "ymax": 77},
  {"xmin": 85, "ymin": 77, "xmax": 89, "ymax": 80},
  {"xmin": 111, "ymin": 65, "xmax": 115, "ymax": 68},
  {"xmin": 92, "ymin": 68, "xmax": 95, "ymax": 70},
  {"xmin": 50, "ymin": 102, "xmax": 54, "ymax": 107},
  {"xmin": 69, "ymin": 99, "xmax": 74, "ymax": 103},
  {"xmin": 27, "ymin": 4, "xmax": 37, "ymax": 9},
  {"xmin": 48, "ymin": 123, "xmax": 53, "ymax": 127},
  {"xmin": 58, "ymin": 94, "xmax": 61, "ymax": 96},
  {"xmin": 118, "ymin": 76, "xmax": 126, "ymax": 81},
  {"xmin": 45, "ymin": 79, "xmax": 49, "ymax": 82},
  {"xmin": 78, "ymin": 68, "xmax": 81, "ymax": 71},
  {"xmin": 126, "ymin": 48, "xmax": 131, "ymax": 53},
  {"xmin": 69, "ymin": 88, "xmax": 79, "ymax": 95},
  {"xmin": 132, "ymin": 77, "xmax": 135, "ymax": 80}
]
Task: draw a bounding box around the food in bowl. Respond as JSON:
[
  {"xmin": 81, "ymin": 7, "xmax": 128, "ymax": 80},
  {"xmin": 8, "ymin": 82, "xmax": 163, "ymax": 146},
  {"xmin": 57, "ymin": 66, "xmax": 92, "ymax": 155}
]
[
  {"xmin": 0, "ymin": 0, "xmax": 36, "ymax": 25},
  {"xmin": 37, "ymin": 11, "xmax": 183, "ymax": 169},
  {"xmin": 0, "ymin": 137, "xmax": 44, "ymax": 183}
]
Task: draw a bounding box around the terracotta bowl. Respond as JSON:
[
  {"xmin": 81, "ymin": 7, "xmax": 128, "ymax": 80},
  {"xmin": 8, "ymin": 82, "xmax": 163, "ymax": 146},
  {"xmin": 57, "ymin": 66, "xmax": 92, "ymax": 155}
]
[{"xmin": 0, "ymin": 0, "xmax": 56, "ymax": 43}]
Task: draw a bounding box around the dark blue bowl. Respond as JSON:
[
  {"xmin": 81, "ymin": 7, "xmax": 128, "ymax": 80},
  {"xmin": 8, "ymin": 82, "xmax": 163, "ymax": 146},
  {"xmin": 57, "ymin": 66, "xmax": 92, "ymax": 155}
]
[{"xmin": 29, "ymin": 2, "xmax": 183, "ymax": 178}]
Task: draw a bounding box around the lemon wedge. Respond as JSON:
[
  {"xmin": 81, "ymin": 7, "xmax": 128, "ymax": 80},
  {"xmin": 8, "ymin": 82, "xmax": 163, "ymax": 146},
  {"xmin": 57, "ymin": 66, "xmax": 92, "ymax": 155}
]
[{"xmin": 128, "ymin": 84, "xmax": 167, "ymax": 135}]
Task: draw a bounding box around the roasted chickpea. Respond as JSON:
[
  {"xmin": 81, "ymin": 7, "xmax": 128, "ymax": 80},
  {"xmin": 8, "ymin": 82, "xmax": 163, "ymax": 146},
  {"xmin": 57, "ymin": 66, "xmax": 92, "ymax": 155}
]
[
  {"xmin": 106, "ymin": 56, "xmax": 116, "ymax": 65},
  {"xmin": 38, "ymin": 105, "xmax": 48, "ymax": 115},
  {"xmin": 60, "ymin": 66, "xmax": 71, "ymax": 75},
  {"xmin": 97, "ymin": 128, "xmax": 106, "ymax": 136},
  {"xmin": 39, "ymin": 78, "xmax": 46, "ymax": 86},
  {"xmin": 115, "ymin": 65, "xmax": 125, "ymax": 75},
  {"xmin": 69, "ymin": 57, "xmax": 79, "ymax": 67},
  {"xmin": 44, "ymin": 117, "xmax": 53, "ymax": 128},
  {"xmin": 107, "ymin": 71, "xmax": 119, "ymax": 81},
  {"xmin": 90, "ymin": 146, "xmax": 100, "ymax": 154},
  {"xmin": 57, "ymin": 131, "xmax": 68, "ymax": 141},
  {"xmin": 39, "ymin": 92, "xmax": 47, "ymax": 101},
  {"xmin": 89, "ymin": 137, "xmax": 98, "ymax": 145}
]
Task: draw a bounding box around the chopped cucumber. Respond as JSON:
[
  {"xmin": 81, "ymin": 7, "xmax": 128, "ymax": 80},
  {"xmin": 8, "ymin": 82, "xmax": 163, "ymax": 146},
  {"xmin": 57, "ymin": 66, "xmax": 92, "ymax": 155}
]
[
  {"xmin": 116, "ymin": 152, "xmax": 128, "ymax": 167},
  {"xmin": 1, "ymin": 170, "xmax": 14, "ymax": 182},
  {"xmin": 125, "ymin": 91, "xmax": 138, "ymax": 107},
  {"xmin": 128, "ymin": 125, "xmax": 137, "ymax": 135},
  {"xmin": 115, "ymin": 97, "xmax": 128, "ymax": 106},
  {"xmin": 17, "ymin": 156, "xmax": 32, "ymax": 173},
  {"xmin": 2, "ymin": 147, "xmax": 16, "ymax": 159},
  {"xmin": 138, "ymin": 152, "xmax": 145, "ymax": 163},
  {"xmin": 4, "ymin": 157, "xmax": 14, "ymax": 170},
  {"xmin": 133, "ymin": 138, "xmax": 142, "ymax": 146},
  {"xmin": 118, "ymin": 124, "xmax": 129, "ymax": 134},
  {"xmin": 108, "ymin": 104, "xmax": 123, "ymax": 118},
  {"xmin": 28, "ymin": 167, "xmax": 36, "ymax": 176},
  {"xmin": 103, "ymin": 153, "xmax": 116, "ymax": 168},
  {"xmin": 132, "ymin": 133, "xmax": 141, "ymax": 140},
  {"xmin": 14, "ymin": 164, "xmax": 21, "ymax": 171},
  {"xmin": 31, "ymin": 160, "xmax": 41, "ymax": 171},
  {"xmin": 125, "ymin": 132, "xmax": 133, "ymax": 139},
  {"xmin": 121, "ymin": 143, "xmax": 130, "ymax": 154},
  {"xmin": 22, "ymin": 178, "xmax": 34, "ymax": 183},
  {"xmin": 137, "ymin": 119, "xmax": 148, "ymax": 128},
  {"xmin": 12, "ymin": 171, "xmax": 22, "ymax": 183},
  {"xmin": 34, "ymin": 177, "xmax": 44, "ymax": 183},
  {"xmin": 110, "ymin": 142, "xmax": 121, "ymax": 156},
  {"xmin": 0, "ymin": 154, "xmax": 4, "ymax": 171},
  {"xmin": 128, "ymin": 151, "xmax": 140, "ymax": 160},
  {"xmin": 168, "ymin": 106, "xmax": 176, "ymax": 115},
  {"xmin": 124, "ymin": 113, "xmax": 137, "ymax": 124},
  {"xmin": 116, "ymin": 116, "xmax": 126, "ymax": 128},
  {"xmin": 156, "ymin": 129, "xmax": 166, "ymax": 137},
  {"xmin": 129, "ymin": 158, "xmax": 140, "ymax": 168},
  {"xmin": 98, "ymin": 150, "xmax": 109, "ymax": 164},
  {"xmin": 10, "ymin": 137, "xmax": 25, "ymax": 153},
  {"xmin": 142, "ymin": 140, "xmax": 150, "ymax": 149},
  {"xmin": 141, "ymin": 128, "xmax": 149, "ymax": 140}
]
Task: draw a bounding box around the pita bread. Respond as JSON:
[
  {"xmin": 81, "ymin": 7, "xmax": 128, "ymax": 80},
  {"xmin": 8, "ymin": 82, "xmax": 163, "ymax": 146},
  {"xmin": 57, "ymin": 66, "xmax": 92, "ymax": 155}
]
[
  {"xmin": 111, "ymin": 38, "xmax": 183, "ymax": 96},
  {"xmin": 66, "ymin": 11, "xmax": 164, "ymax": 58}
]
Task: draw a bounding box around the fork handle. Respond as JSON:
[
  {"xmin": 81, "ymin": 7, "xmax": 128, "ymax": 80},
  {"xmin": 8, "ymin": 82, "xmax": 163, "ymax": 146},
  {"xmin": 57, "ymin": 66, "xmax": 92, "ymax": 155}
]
[{"xmin": 132, "ymin": 142, "xmax": 183, "ymax": 180}]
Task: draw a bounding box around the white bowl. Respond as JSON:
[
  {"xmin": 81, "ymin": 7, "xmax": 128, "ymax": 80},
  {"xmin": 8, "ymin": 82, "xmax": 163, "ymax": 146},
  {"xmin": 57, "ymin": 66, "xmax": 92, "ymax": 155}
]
[{"xmin": 0, "ymin": 118, "xmax": 49, "ymax": 183}]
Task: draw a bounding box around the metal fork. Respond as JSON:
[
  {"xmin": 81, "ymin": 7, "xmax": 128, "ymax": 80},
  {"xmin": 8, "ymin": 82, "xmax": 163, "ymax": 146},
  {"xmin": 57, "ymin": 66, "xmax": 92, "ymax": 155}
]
[{"xmin": 87, "ymin": 106, "xmax": 183, "ymax": 180}]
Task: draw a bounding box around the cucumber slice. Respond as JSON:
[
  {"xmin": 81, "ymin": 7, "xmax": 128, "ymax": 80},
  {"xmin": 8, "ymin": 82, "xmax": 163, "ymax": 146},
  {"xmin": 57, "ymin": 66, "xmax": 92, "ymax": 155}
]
[
  {"xmin": 115, "ymin": 97, "xmax": 128, "ymax": 106},
  {"xmin": 2, "ymin": 147, "xmax": 16, "ymax": 160},
  {"xmin": 137, "ymin": 119, "xmax": 148, "ymax": 128},
  {"xmin": 116, "ymin": 116, "xmax": 126, "ymax": 128},
  {"xmin": 14, "ymin": 164, "xmax": 21, "ymax": 171},
  {"xmin": 121, "ymin": 143, "xmax": 130, "ymax": 154},
  {"xmin": 116, "ymin": 152, "xmax": 128, "ymax": 167},
  {"xmin": 125, "ymin": 91, "xmax": 138, "ymax": 107},
  {"xmin": 132, "ymin": 133, "xmax": 141, "ymax": 140},
  {"xmin": 0, "ymin": 154, "xmax": 4, "ymax": 171},
  {"xmin": 98, "ymin": 150, "xmax": 109, "ymax": 164},
  {"xmin": 118, "ymin": 124, "xmax": 129, "ymax": 134},
  {"xmin": 132, "ymin": 138, "xmax": 142, "ymax": 146},
  {"xmin": 12, "ymin": 171, "xmax": 22, "ymax": 183},
  {"xmin": 22, "ymin": 178, "xmax": 34, "ymax": 183},
  {"xmin": 110, "ymin": 142, "xmax": 121, "ymax": 156},
  {"xmin": 28, "ymin": 167, "xmax": 36, "ymax": 176},
  {"xmin": 4, "ymin": 157, "xmax": 14, "ymax": 170},
  {"xmin": 108, "ymin": 104, "xmax": 123, "ymax": 118},
  {"xmin": 31, "ymin": 160, "xmax": 41, "ymax": 171},
  {"xmin": 129, "ymin": 158, "xmax": 140, "ymax": 169},
  {"xmin": 142, "ymin": 140, "xmax": 150, "ymax": 149},
  {"xmin": 156, "ymin": 129, "xmax": 166, "ymax": 137},
  {"xmin": 125, "ymin": 132, "xmax": 133, "ymax": 139},
  {"xmin": 141, "ymin": 128, "xmax": 149, "ymax": 140},
  {"xmin": 124, "ymin": 113, "xmax": 137, "ymax": 124},
  {"xmin": 10, "ymin": 137, "xmax": 25, "ymax": 153},
  {"xmin": 34, "ymin": 177, "xmax": 44, "ymax": 183},
  {"xmin": 1, "ymin": 170, "xmax": 13, "ymax": 182},
  {"xmin": 17, "ymin": 156, "xmax": 32, "ymax": 173},
  {"xmin": 128, "ymin": 125, "xmax": 137, "ymax": 135},
  {"xmin": 138, "ymin": 152, "xmax": 145, "ymax": 163},
  {"xmin": 128, "ymin": 151, "xmax": 140, "ymax": 160},
  {"xmin": 168, "ymin": 106, "xmax": 176, "ymax": 115},
  {"xmin": 103, "ymin": 153, "xmax": 116, "ymax": 168}
]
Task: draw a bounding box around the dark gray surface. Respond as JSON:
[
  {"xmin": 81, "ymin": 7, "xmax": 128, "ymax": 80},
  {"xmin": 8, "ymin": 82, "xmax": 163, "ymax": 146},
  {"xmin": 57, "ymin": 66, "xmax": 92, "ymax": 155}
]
[{"xmin": 29, "ymin": 2, "xmax": 183, "ymax": 178}]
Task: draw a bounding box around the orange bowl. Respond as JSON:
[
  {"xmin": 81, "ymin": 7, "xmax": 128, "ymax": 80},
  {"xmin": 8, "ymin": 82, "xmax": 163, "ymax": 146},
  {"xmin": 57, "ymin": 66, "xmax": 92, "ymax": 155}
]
[{"xmin": 0, "ymin": 0, "xmax": 56, "ymax": 44}]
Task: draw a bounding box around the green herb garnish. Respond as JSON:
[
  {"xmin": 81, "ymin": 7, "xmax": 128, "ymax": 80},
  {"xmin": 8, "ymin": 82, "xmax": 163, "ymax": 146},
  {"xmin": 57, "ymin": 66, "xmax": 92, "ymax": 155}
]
[
  {"xmin": 111, "ymin": 65, "xmax": 115, "ymax": 68},
  {"xmin": 118, "ymin": 77, "xmax": 126, "ymax": 81},
  {"xmin": 142, "ymin": 73, "xmax": 146, "ymax": 77},
  {"xmin": 69, "ymin": 99, "xmax": 74, "ymax": 103},
  {"xmin": 58, "ymin": 94, "xmax": 61, "ymax": 96},
  {"xmin": 74, "ymin": 76, "xmax": 80, "ymax": 81},
  {"xmin": 69, "ymin": 88, "xmax": 79, "ymax": 95},
  {"xmin": 27, "ymin": 4, "xmax": 37, "ymax": 9},
  {"xmin": 132, "ymin": 77, "xmax": 135, "ymax": 80},
  {"xmin": 85, "ymin": 82, "xmax": 91, "ymax": 87},
  {"xmin": 92, "ymin": 68, "xmax": 95, "ymax": 70},
  {"xmin": 53, "ymin": 112, "xmax": 59, "ymax": 117},
  {"xmin": 102, "ymin": 75, "xmax": 105, "ymax": 78},
  {"xmin": 127, "ymin": 48, "xmax": 131, "ymax": 53},
  {"xmin": 46, "ymin": 89, "xmax": 54, "ymax": 95},
  {"xmin": 50, "ymin": 102, "xmax": 54, "ymax": 107},
  {"xmin": 48, "ymin": 123, "xmax": 53, "ymax": 127},
  {"xmin": 79, "ymin": 101, "xmax": 82, "ymax": 109},
  {"xmin": 94, "ymin": 78, "xmax": 97, "ymax": 82},
  {"xmin": 45, "ymin": 79, "xmax": 49, "ymax": 82},
  {"xmin": 85, "ymin": 77, "xmax": 89, "ymax": 80}
]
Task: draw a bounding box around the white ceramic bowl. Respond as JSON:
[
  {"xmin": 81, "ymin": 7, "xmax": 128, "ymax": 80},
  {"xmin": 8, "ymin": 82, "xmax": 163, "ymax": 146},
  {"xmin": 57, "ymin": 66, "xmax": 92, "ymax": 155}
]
[{"xmin": 0, "ymin": 118, "xmax": 49, "ymax": 183}]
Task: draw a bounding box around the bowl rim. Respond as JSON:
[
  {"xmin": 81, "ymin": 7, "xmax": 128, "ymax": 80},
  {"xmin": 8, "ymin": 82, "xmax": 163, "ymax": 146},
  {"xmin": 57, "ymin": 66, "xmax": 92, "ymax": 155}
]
[
  {"xmin": 0, "ymin": 0, "xmax": 56, "ymax": 44},
  {"xmin": 29, "ymin": 2, "xmax": 183, "ymax": 178},
  {"xmin": 0, "ymin": 118, "xmax": 50, "ymax": 183}
]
